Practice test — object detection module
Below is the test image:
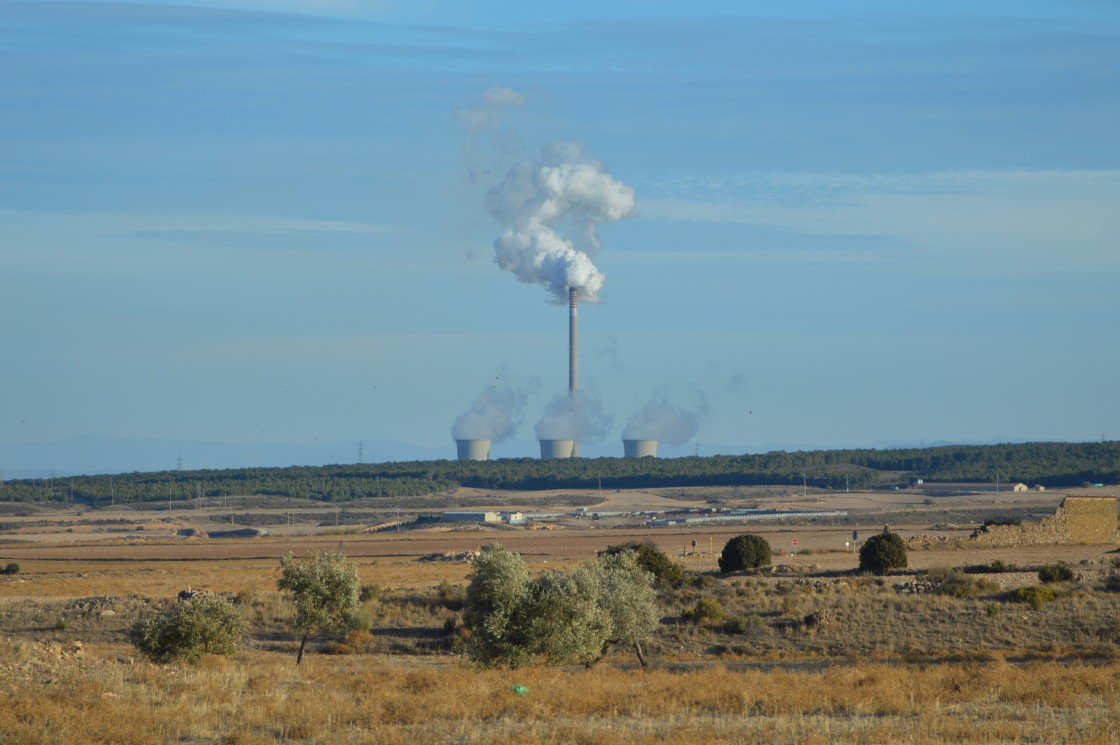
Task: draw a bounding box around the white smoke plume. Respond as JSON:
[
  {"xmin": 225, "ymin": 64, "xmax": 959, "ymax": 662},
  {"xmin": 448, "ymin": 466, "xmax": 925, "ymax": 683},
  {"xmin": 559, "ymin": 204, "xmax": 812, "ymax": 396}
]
[
  {"xmin": 486, "ymin": 141, "xmax": 637, "ymax": 304},
  {"xmin": 534, "ymin": 390, "xmax": 613, "ymax": 441},
  {"xmin": 455, "ymin": 87, "xmax": 527, "ymax": 184},
  {"xmin": 452, "ymin": 378, "xmax": 528, "ymax": 442},
  {"xmin": 622, "ymin": 388, "xmax": 708, "ymax": 446}
]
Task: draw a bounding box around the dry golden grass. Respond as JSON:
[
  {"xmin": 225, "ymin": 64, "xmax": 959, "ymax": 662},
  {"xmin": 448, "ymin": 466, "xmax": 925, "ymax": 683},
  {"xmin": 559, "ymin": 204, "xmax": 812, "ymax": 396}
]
[
  {"xmin": 1, "ymin": 637, "xmax": 1118, "ymax": 744},
  {"xmin": 5, "ymin": 503, "xmax": 1120, "ymax": 743}
]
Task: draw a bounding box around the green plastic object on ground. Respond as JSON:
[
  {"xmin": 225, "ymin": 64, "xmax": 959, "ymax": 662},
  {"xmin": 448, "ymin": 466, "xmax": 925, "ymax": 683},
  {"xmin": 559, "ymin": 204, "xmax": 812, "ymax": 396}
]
[{"xmin": 512, "ymin": 685, "xmax": 528, "ymax": 695}]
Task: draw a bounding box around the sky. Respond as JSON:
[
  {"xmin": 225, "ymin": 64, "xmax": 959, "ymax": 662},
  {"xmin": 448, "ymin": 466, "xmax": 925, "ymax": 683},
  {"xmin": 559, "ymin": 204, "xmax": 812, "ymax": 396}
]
[{"xmin": 1, "ymin": 0, "xmax": 1118, "ymax": 476}]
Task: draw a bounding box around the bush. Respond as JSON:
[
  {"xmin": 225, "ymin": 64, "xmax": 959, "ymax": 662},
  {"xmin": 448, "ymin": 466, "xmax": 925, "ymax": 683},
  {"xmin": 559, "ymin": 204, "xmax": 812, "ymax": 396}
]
[
  {"xmin": 859, "ymin": 531, "xmax": 907, "ymax": 574},
  {"xmin": 1011, "ymin": 585, "xmax": 1055, "ymax": 610},
  {"xmin": 718, "ymin": 534, "xmax": 772, "ymax": 574},
  {"xmin": 437, "ymin": 580, "xmax": 466, "ymax": 610},
  {"xmin": 359, "ymin": 583, "xmax": 381, "ymax": 603},
  {"xmin": 928, "ymin": 567, "xmax": 998, "ymax": 598},
  {"xmin": 1103, "ymin": 572, "xmax": 1120, "ymax": 593},
  {"xmin": 601, "ymin": 542, "xmax": 684, "ymax": 587},
  {"xmin": 1038, "ymin": 563, "xmax": 1075, "ymax": 583},
  {"xmin": 688, "ymin": 597, "xmax": 725, "ymax": 623},
  {"xmin": 2, "ymin": 563, "xmax": 19, "ymax": 576},
  {"xmin": 129, "ymin": 595, "xmax": 246, "ymax": 665}
]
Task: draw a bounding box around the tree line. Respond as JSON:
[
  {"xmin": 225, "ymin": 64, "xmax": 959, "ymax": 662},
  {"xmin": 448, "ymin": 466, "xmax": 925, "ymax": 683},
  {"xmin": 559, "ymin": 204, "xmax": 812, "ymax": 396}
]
[{"xmin": 3, "ymin": 441, "xmax": 1117, "ymax": 504}]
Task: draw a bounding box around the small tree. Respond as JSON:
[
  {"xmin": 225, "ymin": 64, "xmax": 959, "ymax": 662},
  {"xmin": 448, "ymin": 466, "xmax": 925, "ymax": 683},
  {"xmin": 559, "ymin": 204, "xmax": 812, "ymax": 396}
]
[
  {"xmin": 129, "ymin": 594, "xmax": 246, "ymax": 665},
  {"xmin": 601, "ymin": 541, "xmax": 684, "ymax": 587},
  {"xmin": 859, "ymin": 530, "xmax": 908, "ymax": 574},
  {"xmin": 523, "ymin": 567, "xmax": 610, "ymax": 666},
  {"xmin": 718, "ymin": 534, "xmax": 772, "ymax": 573},
  {"xmin": 463, "ymin": 544, "xmax": 531, "ymax": 667},
  {"xmin": 278, "ymin": 550, "xmax": 360, "ymax": 664},
  {"xmin": 591, "ymin": 551, "xmax": 660, "ymax": 667},
  {"xmin": 463, "ymin": 545, "xmax": 660, "ymax": 669}
]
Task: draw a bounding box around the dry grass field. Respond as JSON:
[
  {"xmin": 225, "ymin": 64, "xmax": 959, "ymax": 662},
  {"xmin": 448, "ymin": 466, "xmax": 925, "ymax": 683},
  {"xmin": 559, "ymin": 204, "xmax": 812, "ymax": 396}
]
[{"xmin": 2, "ymin": 485, "xmax": 1119, "ymax": 743}]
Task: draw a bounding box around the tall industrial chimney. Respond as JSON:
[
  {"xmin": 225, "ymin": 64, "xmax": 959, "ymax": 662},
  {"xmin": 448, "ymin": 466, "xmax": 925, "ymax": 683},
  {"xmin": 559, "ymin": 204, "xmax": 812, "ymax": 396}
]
[
  {"xmin": 569, "ymin": 287, "xmax": 580, "ymax": 457},
  {"xmin": 569, "ymin": 287, "xmax": 578, "ymax": 394}
]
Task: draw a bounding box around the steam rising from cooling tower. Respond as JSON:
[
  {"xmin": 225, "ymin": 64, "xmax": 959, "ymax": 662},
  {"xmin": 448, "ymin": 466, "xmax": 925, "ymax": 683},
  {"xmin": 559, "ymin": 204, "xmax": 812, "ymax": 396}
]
[
  {"xmin": 535, "ymin": 390, "xmax": 612, "ymax": 442},
  {"xmin": 623, "ymin": 389, "xmax": 708, "ymax": 446},
  {"xmin": 485, "ymin": 141, "xmax": 637, "ymax": 304},
  {"xmin": 452, "ymin": 379, "xmax": 528, "ymax": 444}
]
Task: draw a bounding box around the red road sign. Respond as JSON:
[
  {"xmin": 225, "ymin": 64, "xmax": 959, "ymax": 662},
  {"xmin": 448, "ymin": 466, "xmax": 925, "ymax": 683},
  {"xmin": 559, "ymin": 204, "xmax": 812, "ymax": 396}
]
[{"xmin": 792, "ymin": 539, "xmax": 799, "ymax": 546}]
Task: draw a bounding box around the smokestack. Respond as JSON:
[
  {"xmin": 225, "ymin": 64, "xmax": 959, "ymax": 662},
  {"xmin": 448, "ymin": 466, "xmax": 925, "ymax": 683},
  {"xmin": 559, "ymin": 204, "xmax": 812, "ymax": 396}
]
[
  {"xmin": 569, "ymin": 287, "xmax": 578, "ymax": 394},
  {"xmin": 623, "ymin": 439, "xmax": 658, "ymax": 458},
  {"xmin": 539, "ymin": 439, "xmax": 575, "ymax": 460},
  {"xmin": 569, "ymin": 287, "xmax": 579, "ymax": 458},
  {"xmin": 456, "ymin": 439, "xmax": 491, "ymax": 461}
]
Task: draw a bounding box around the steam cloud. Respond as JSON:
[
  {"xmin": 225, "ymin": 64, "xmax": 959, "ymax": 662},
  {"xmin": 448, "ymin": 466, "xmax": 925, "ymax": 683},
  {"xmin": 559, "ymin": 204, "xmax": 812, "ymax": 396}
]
[
  {"xmin": 452, "ymin": 380, "xmax": 528, "ymax": 442},
  {"xmin": 622, "ymin": 389, "xmax": 708, "ymax": 445},
  {"xmin": 485, "ymin": 141, "xmax": 637, "ymax": 304},
  {"xmin": 455, "ymin": 87, "xmax": 528, "ymax": 184},
  {"xmin": 535, "ymin": 390, "xmax": 612, "ymax": 441}
]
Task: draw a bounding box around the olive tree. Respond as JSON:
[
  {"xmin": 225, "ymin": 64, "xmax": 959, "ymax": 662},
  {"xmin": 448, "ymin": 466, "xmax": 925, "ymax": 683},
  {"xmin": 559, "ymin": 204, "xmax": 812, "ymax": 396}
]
[
  {"xmin": 129, "ymin": 594, "xmax": 246, "ymax": 665},
  {"xmin": 463, "ymin": 544, "xmax": 531, "ymax": 667},
  {"xmin": 277, "ymin": 550, "xmax": 360, "ymax": 664},
  {"xmin": 523, "ymin": 566, "xmax": 610, "ymax": 666},
  {"xmin": 463, "ymin": 544, "xmax": 660, "ymax": 669},
  {"xmin": 589, "ymin": 550, "xmax": 659, "ymax": 666}
]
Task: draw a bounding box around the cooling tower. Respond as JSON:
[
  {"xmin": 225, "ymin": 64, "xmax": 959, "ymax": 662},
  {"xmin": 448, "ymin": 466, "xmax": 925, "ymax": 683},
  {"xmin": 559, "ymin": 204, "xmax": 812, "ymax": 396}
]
[
  {"xmin": 456, "ymin": 439, "xmax": 491, "ymax": 461},
  {"xmin": 623, "ymin": 439, "xmax": 659, "ymax": 458},
  {"xmin": 539, "ymin": 439, "xmax": 575, "ymax": 460}
]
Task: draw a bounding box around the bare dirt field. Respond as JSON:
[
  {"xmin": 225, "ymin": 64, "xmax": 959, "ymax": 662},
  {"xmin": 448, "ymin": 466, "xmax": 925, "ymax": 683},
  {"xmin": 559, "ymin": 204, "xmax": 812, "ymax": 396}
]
[{"xmin": 2, "ymin": 485, "xmax": 1118, "ymax": 744}]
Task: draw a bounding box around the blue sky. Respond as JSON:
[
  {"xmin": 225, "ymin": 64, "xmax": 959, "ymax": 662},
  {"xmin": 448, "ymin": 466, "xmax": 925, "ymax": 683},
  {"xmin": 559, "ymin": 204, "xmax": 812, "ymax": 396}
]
[{"xmin": 2, "ymin": 0, "xmax": 1118, "ymax": 475}]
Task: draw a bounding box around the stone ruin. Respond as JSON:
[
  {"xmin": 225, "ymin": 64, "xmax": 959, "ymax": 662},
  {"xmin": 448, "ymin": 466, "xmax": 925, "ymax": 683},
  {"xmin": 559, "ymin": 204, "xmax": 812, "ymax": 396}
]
[
  {"xmin": 906, "ymin": 495, "xmax": 1118, "ymax": 550},
  {"xmin": 969, "ymin": 495, "xmax": 1117, "ymax": 547}
]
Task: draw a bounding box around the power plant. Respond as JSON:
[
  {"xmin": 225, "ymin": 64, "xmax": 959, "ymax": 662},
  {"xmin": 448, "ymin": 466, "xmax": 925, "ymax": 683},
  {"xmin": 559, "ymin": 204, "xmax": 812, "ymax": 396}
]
[{"xmin": 449, "ymin": 118, "xmax": 689, "ymax": 461}]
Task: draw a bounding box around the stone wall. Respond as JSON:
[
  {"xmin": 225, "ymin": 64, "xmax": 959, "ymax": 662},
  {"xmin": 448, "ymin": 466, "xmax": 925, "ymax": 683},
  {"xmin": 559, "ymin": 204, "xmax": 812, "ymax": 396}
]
[
  {"xmin": 1062, "ymin": 496, "xmax": 1118, "ymax": 544},
  {"xmin": 968, "ymin": 495, "xmax": 1117, "ymax": 547}
]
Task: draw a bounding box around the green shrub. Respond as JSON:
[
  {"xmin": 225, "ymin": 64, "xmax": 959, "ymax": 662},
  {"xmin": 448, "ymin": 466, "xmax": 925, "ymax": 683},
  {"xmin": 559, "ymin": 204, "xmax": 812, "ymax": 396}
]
[
  {"xmin": 129, "ymin": 595, "xmax": 246, "ymax": 665},
  {"xmin": 346, "ymin": 605, "xmax": 373, "ymax": 632},
  {"xmin": 965, "ymin": 559, "xmax": 1016, "ymax": 574},
  {"xmin": 1038, "ymin": 563, "xmax": 1075, "ymax": 584},
  {"xmin": 601, "ymin": 542, "xmax": 685, "ymax": 587},
  {"xmin": 859, "ymin": 531, "xmax": 907, "ymax": 574},
  {"xmin": 359, "ymin": 583, "xmax": 381, "ymax": 603},
  {"xmin": 2, "ymin": 563, "xmax": 19, "ymax": 576},
  {"xmin": 1103, "ymin": 572, "xmax": 1120, "ymax": 593},
  {"xmin": 1011, "ymin": 585, "xmax": 1055, "ymax": 610},
  {"xmin": 437, "ymin": 580, "xmax": 466, "ymax": 610},
  {"xmin": 689, "ymin": 597, "xmax": 725, "ymax": 623},
  {"xmin": 928, "ymin": 567, "xmax": 998, "ymax": 598},
  {"xmin": 985, "ymin": 602, "xmax": 1001, "ymax": 618},
  {"xmin": 718, "ymin": 534, "xmax": 772, "ymax": 574},
  {"xmin": 724, "ymin": 615, "xmax": 749, "ymax": 634}
]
